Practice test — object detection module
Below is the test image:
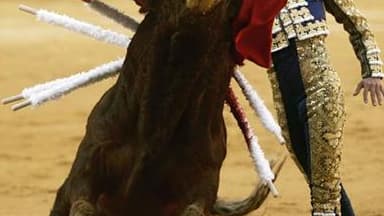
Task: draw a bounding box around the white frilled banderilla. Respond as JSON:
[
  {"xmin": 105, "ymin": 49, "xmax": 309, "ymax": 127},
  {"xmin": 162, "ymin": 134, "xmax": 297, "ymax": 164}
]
[{"xmin": 1, "ymin": 0, "xmax": 285, "ymax": 196}]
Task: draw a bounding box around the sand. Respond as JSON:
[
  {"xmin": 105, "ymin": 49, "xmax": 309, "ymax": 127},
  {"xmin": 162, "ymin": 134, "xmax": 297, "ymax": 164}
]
[{"xmin": 0, "ymin": 0, "xmax": 383, "ymax": 215}]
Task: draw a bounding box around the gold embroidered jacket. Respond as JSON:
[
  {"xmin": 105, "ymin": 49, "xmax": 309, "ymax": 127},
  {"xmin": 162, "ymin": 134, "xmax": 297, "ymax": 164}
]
[{"xmin": 272, "ymin": 0, "xmax": 383, "ymax": 78}]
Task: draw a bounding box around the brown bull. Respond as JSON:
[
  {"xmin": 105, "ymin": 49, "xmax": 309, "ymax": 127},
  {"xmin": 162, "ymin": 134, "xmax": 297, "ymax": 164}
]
[{"xmin": 50, "ymin": 0, "xmax": 285, "ymax": 215}]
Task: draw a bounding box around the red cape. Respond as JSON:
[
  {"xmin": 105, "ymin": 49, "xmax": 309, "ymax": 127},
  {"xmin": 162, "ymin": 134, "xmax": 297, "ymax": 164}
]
[{"xmin": 233, "ymin": 0, "xmax": 287, "ymax": 68}]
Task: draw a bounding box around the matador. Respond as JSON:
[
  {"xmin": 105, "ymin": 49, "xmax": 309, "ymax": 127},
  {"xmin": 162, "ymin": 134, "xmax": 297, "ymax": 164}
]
[{"xmin": 267, "ymin": 0, "xmax": 384, "ymax": 215}]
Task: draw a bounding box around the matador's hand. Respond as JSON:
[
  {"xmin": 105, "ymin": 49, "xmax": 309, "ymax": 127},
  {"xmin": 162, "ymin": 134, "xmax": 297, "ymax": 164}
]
[{"xmin": 353, "ymin": 77, "xmax": 384, "ymax": 106}]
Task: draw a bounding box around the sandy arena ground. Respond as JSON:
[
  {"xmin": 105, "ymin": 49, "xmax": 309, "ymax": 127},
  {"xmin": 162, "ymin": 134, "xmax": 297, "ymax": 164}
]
[{"xmin": 0, "ymin": 0, "xmax": 383, "ymax": 215}]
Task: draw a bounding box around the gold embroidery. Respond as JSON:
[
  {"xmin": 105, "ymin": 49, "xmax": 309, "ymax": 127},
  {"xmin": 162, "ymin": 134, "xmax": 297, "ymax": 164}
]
[
  {"xmin": 272, "ymin": 18, "xmax": 329, "ymax": 52},
  {"xmin": 324, "ymin": 0, "xmax": 383, "ymax": 78},
  {"xmin": 296, "ymin": 36, "xmax": 344, "ymax": 215},
  {"xmin": 285, "ymin": 24, "xmax": 296, "ymax": 39},
  {"xmin": 272, "ymin": 31, "xmax": 289, "ymax": 52},
  {"xmin": 294, "ymin": 20, "xmax": 329, "ymax": 40},
  {"xmin": 287, "ymin": 0, "xmax": 308, "ymax": 9},
  {"xmin": 370, "ymin": 65, "xmax": 384, "ymax": 78},
  {"xmin": 272, "ymin": 1, "xmax": 329, "ymax": 52},
  {"xmin": 289, "ymin": 7, "xmax": 314, "ymax": 24},
  {"xmin": 280, "ymin": 9, "xmax": 293, "ymax": 27},
  {"xmin": 272, "ymin": 16, "xmax": 282, "ymax": 34}
]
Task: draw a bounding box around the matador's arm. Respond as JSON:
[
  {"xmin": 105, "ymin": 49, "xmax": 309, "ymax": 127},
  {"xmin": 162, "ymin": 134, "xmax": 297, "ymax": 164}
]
[{"xmin": 324, "ymin": 0, "xmax": 383, "ymax": 78}]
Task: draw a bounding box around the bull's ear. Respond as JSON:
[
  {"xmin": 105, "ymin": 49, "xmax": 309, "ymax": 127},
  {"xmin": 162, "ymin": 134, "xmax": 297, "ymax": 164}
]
[{"xmin": 185, "ymin": 0, "xmax": 220, "ymax": 13}]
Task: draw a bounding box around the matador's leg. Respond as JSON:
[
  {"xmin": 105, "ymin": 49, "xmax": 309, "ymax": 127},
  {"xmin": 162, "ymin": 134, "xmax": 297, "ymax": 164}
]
[
  {"xmin": 268, "ymin": 36, "xmax": 347, "ymax": 215},
  {"xmin": 296, "ymin": 36, "xmax": 344, "ymax": 215}
]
